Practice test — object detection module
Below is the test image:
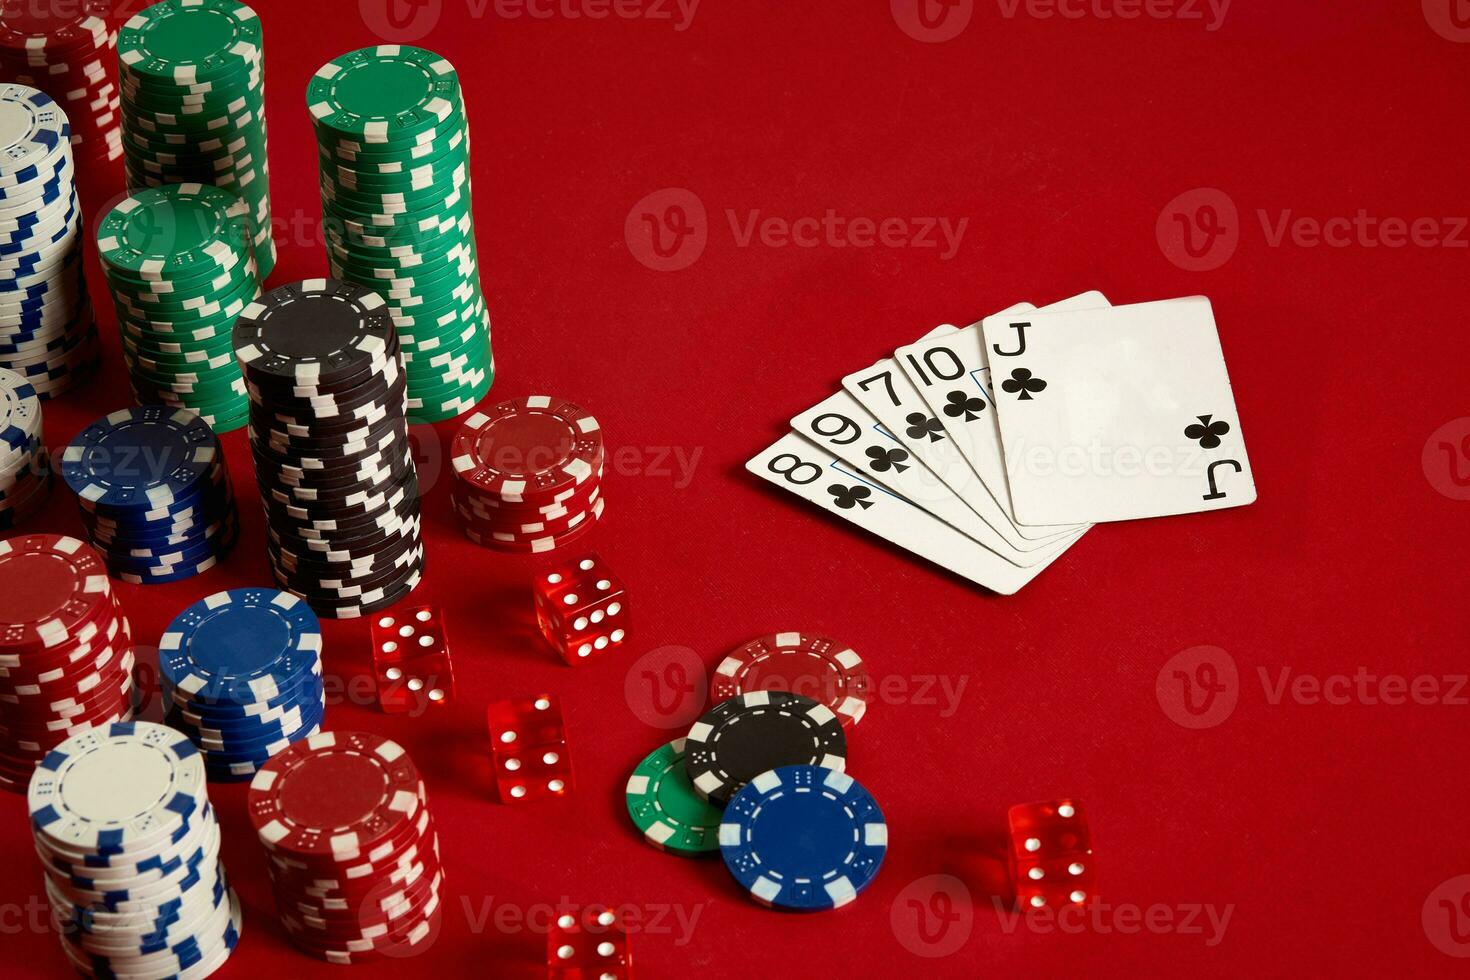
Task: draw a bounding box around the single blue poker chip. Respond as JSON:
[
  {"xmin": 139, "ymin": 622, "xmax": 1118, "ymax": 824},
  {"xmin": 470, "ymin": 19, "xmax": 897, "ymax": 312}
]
[
  {"xmin": 720, "ymin": 765, "xmax": 888, "ymax": 912},
  {"xmin": 60, "ymin": 407, "xmax": 218, "ymax": 511},
  {"xmin": 0, "ymin": 368, "xmax": 42, "ymax": 453},
  {"xmin": 0, "ymin": 84, "xmax": 69, "ymax": 182},
  {"xmin": 159, "ymin": 589, "xmax": 323, "ymax": 705}
]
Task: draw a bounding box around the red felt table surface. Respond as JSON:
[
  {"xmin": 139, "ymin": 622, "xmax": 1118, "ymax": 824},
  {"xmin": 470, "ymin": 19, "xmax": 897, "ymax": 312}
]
[{"xmin": 2, "ymin": 1, "xmax": 1468, "ymax": 977}]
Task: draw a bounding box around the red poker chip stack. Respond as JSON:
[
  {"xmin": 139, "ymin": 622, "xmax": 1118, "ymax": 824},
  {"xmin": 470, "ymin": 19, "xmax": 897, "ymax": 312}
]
[
  {"xmin": 0, "ymin": 0, "xmax": 122, "ymax": 165},
  {"xmin": 246, "ymin": 730, "xmax": 446, "ymax": 964},
  {"xmin": 0, "ymin": 534, "xmax": 135, "ymax": 793},
  {"xmin": 449, "ymin": 395, "xmax": 606, "ymax": 553}
]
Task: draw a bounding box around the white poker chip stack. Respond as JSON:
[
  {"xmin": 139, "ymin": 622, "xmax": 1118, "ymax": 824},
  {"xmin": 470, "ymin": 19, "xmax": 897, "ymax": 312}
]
[
  {"xmin": 28, "ymin": 721, "xmax": 242, "ymax": 979},
  {"xmin": 0, "ymin": 367, "xmax": 50, "ymax": 530},
  {"xmin": 0, "ymin": 83, "xmax": 99, "ymax": 398}
]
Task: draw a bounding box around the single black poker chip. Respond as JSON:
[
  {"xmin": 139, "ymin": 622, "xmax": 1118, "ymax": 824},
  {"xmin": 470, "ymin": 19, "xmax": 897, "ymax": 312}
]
[
  {"xmin": 233, "ymin": 278, "xmax": 395, "ymax": 388},
  {"xmin": 682, "ymin": 691, "xmax": 848, "ymax": 804}
]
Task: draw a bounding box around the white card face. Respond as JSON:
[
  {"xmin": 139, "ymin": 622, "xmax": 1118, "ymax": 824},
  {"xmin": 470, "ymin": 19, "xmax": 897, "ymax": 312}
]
[
  {"xmin": 896, "ymin": 292, "xmax": 1110, "ymax": 530},
  {"xmin": 984, "ymin": 296, "xmax": 1257, "ymax": 523},
  {"xmin": 746, "ymin": 433, "xmax": 1081, "ymax": 595},
  {"xmin": 841, "ymin": 333, "xmax": 1072, "ymax": 550},
  {"xmin": 791, "ymin": 390, "xmax": 1062, "ymax": 567}
]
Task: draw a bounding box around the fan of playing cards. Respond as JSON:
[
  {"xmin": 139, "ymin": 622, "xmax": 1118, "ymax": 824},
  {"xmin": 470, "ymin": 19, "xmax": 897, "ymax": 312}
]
[{"xmin": 748, "ymin": 293, "xmax": 1257, "ymax": 594}]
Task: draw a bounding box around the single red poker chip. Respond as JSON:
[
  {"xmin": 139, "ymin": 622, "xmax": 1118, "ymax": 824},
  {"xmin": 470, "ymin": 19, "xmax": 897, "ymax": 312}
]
[
  {"xmin": 0, "ymin": 535, "xmax": 112, "ymax": 652},
  {"xmin": 711, "ymin": 632, "xmax": 872, "ymax": 728},
  {"xmin": 247, "ymin": 731, "xmax": 422, "ymax": 861},
  {"xmin": 451, "ymin": 396, "xmax": 602, "ymax": 504}
]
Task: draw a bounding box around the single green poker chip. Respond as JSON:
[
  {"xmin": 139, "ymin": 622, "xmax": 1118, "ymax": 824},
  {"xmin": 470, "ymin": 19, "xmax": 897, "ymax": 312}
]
[
  {"xmin": 96, "ymin": 183, "xmax": 250, "ymax": 282},
  {"xmin": 118, "ymin": 0, "xmax": 262, "ymax": 86},
  {"xmin": 307, "ymin": 46, "xmax": 461, "ymax": 144},
  {"xmin": 625, "ymin": 739, "xmax": 724, "ymax": 856}
]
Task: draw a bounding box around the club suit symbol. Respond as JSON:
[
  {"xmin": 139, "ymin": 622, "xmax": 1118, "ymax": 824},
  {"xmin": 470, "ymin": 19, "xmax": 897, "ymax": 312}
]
[
  {"xmin": 943, "ymin": 391, "xmax": 985, "ymax": 422},
  {"xmin": 1156, "ymin": 646, "xmax": 1239, "ymax": 729},
  {"xmin": 624, "ymin": 188, "xmax": 707, "ymax": 271},
  {"xmin": 891, "ymin": 0, "xmax": 974, "ymax": 43},
  {"xmin": 1424, "ymin": 0, "xmax": 1470, "ymax": 41},
  {"xmin": 1157, "ymin": 188, "xmax": 1240, "ymax": 272},
  {"xmin": 1185, "ymin": 414, "xmax": 1231, "ymax": 450},
  {"xmin": 865, "ymin": 446, "xmax": 911, "ymax": 473},
  {"xmin": 905, "ymin": 413, "xmax": 945, "ymax": 442},
  {"xmin": 829, "ymin": 484, "xmax": 874, "ymax": 510},
  {"xmin": 1422, "ymin": 875, "xmax": 1470, "ymax": 957},
  {"xmin": 1001, "ymin": 368, "xmax": 1046, "ymax": 401}
]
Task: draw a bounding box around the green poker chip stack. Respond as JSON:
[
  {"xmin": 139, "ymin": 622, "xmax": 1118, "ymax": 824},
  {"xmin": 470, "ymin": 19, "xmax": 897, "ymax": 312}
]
[
  {"xmin": 96, "ymin": 183, "xmax": 260, "ymax": 432},
  {"xmin": 308, "ymin": 45, "xmax": 493, "ymax": 423},
  {"xmin": 116, "ymin": 0, "xmax": 276, "ymax": 280}
]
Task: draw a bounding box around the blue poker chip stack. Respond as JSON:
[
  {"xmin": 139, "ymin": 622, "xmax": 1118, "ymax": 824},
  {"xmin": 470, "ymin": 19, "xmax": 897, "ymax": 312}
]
[
  {"xmin": 159, "ymin": 588, "xmax": 326, "ymax": 782},
  {"xmin": 27, "ymin": 721, "xmax": 242, "ymax": 979},
  {"xmin": 0, "ymin": 367, "xmax": 50, "ymax": 530},
  {"xmin": 60, "ymin": 406, "xmax": 239, "ymax": 583},
  {"xmin": 0, "ymin": 83, "xmax": 100, "ymax": 398}
]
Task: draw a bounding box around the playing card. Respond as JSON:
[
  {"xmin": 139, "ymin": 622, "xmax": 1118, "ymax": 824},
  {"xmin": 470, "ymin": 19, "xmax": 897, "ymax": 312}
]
[
  {"xmin": 746, "ymin": 433, "xmax": 1081, "ymax": 594},
  {"xmin": 984, "ymin": 295, "xmax": 1256, "ymax": 523},
  {"xmin": 791, "ymin": 390, "xmax": 1075, "ymax": 567},
  {"xmin": 896, "ymin": 292, "xmax": 1110, "ymax": 530},
  {"xmin": 841, "ymin": 333, "xmax": 1072, "ymax": 550}
]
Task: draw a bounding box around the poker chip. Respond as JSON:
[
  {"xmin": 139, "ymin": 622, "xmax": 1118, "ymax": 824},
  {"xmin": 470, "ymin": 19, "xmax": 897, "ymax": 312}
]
[
  {"xmin": 117, "ymin": 0, "xmax": 275, "ymax": 280},
  {"xmin": 159, "ymin": 589, "xmax": 325, "ymax": 782},
  {"xmin": 309, "ymin": 45, "xmax": 492, "ymax": 422},
  {"xmin": 60, "ymin": 407, "xmax": 240, "ymax": 583},
  {"xmin": 234, "ymin": 279, "xmax": 425, "ymax": 618},
  {"xmin": 683, "ymin": 691, "xmax": 848, "ymax": 805},
  {"xmin": 625, "ymin": 738, "xmax": 723, "ymax": 856},
  {"xmin": 96, "ymin": 183, "xmax": 261, "ymax": 431},
  {"xmin": 0, "ymin": 0, "xmax": 122, "ymax": 164},
  {"xmin": 449, "ymin": 395, "xmax": 606, "ymax": 550},
  {"xmin": 246, "ymin": 731, "xmax": 445, "ymax": 962},
  {"xmin": 719, "ymin": 765, "xmax": 887, "ymax": 911},
  {"xmin": 712, "ymin": 632, "xmax": 871, "ymax": 729},
  {"xmin": 0, "ymin": 534, "xmax": 135, "ymax": 793},
  {"xmin": 27, "ymin": 721, "xmax": 242, "ymax": 978},
  {"xmin": 0, "ymin": 84, "xmax": 100, "ymax": 396},
  {"xmin": 0, "ymin": 368, "xmax": 51, "ymax": 530}
]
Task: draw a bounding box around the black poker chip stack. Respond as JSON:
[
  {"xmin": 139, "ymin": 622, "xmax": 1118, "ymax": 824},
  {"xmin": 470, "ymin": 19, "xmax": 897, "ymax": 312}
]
[{"xmin": 232, "ymin": 278, "xmax": 424, "ymax": 618}]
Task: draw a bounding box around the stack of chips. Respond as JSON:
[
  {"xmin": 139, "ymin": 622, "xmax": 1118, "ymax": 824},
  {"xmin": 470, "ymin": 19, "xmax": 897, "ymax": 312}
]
[
  {"xmin": 234, "ymin": 279, "xmax": 425, "ymax": 618},
  {"xmin": 309, "ymin": 45, "xmax": 492, "ymax": 422},
  {"xmin": 0, "ymin": 0, "xmax": 123, "ymax": 164},
  {"xmin": 247, "ymin": 731, "xmax": 444, "ymax": 963},
  {"xmin": 0, "ymin": 368, "xmax": 51, "ymax": 530},
  {"xmin": 0, "ymin": 83, "xmax": 99, "ymax": 396},
  {"xmin": 450, "ymin": 396, "xmax": 606, "ymax": 552},
  {"xmin": 29, "ymin": 721, "xmax": 242, "ymax": 979},
  {"xmin": 60, "ymin": 407, "xmax": 239, "ymax": 584},
  {"xmin": 117, "ymin": 0, "xmax": 275, "ymax": 278},
  {"xmin": 96, "ymin": 183, "xmax": 260, "ymax": 430},
  {"xmin": 0, "ymin": 534, "xmax": 134, "ymax": 793},
  {"xmin": 160, "ymin": 588, "xmax": 326, "ymax": 782}
]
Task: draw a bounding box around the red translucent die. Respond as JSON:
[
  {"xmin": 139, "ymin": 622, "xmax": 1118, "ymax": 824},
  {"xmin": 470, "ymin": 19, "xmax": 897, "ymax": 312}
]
[
  {"xmin": 547, "ymin": 906, "xmax": 632, "ymax": 980},
  {"xmin": 1007, "ymin": 798, "xmax": 1096, "ymax": 910},
  {"xmin": 486, "ymin": 695, "xmax": 575, "ymax": 802},
  {"xmin": 369, "ymin": 606, "xmax": 456, "ymax": 714},
  {"xmin": 533, "ymin": 553, "xmax": 628, "ymax": 665}
]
